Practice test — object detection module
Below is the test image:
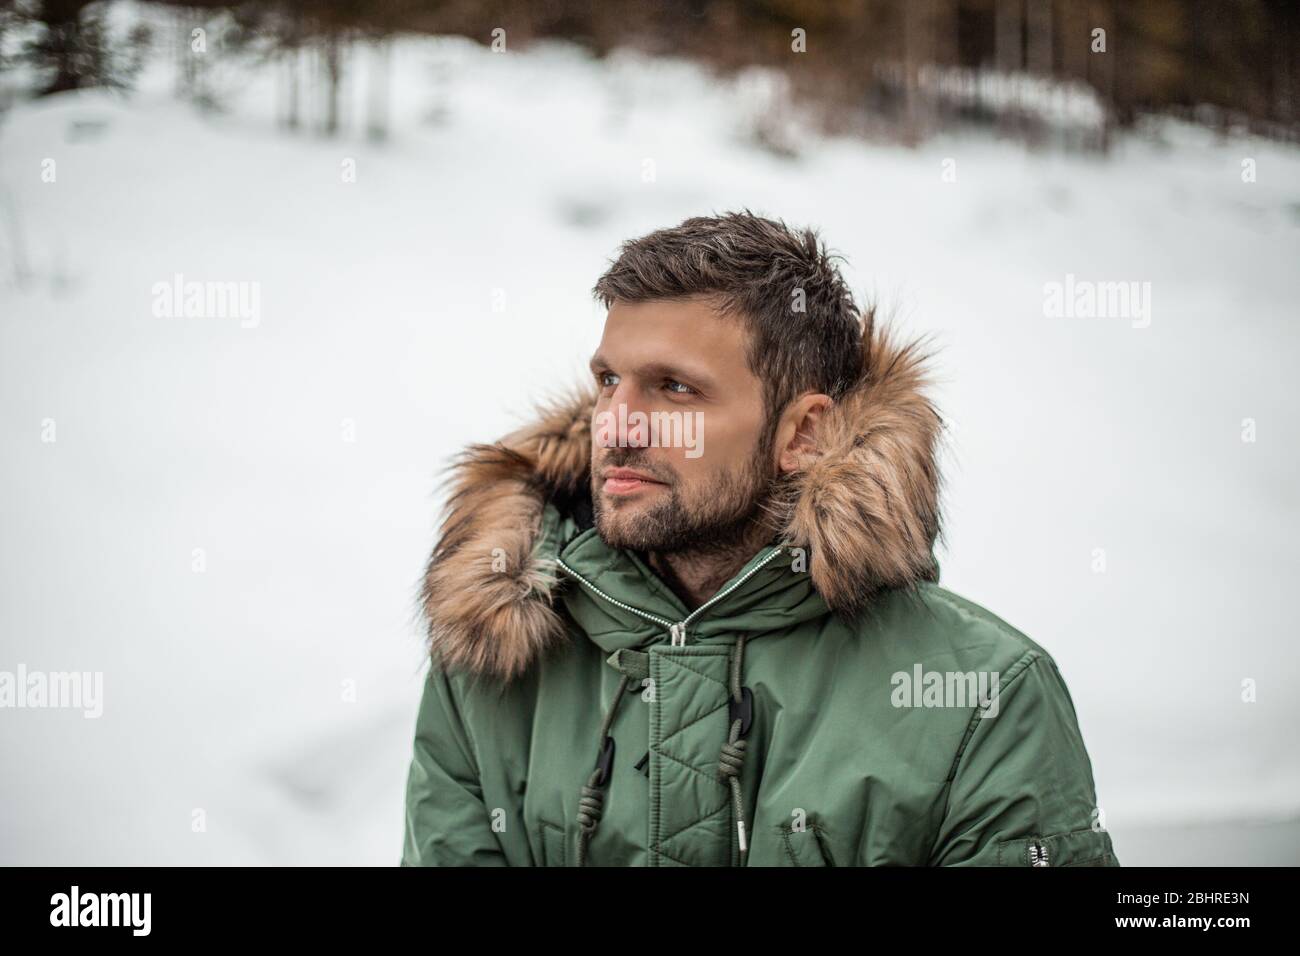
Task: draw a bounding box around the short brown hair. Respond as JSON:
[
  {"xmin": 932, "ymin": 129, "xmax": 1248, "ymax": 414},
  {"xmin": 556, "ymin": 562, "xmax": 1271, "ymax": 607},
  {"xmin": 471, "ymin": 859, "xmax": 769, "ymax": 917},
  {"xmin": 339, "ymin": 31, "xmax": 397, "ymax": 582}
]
[{"xmin": 592, "ymin": 211, "xmax": 863, "ymax": 421}]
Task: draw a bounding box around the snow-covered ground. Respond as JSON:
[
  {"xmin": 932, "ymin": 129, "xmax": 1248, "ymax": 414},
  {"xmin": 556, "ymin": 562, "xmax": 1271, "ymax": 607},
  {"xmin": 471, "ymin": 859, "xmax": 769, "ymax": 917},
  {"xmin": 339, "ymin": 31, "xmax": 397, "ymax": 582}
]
[{"xmin": 1, "ymin": 6, "xmax": 1298, "ymax": 865}]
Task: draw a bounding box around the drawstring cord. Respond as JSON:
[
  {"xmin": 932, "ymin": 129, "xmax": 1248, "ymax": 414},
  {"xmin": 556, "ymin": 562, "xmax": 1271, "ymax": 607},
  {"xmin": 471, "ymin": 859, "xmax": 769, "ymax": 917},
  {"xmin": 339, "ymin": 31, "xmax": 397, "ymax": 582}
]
[
  {"xmin": 574, "ymin": 639, "xmax": 754, "ymax": 866},
  {"xmin": 718, "ymin": 634, "xmax": 751, "ymax": 861},
  {"xmin": 575, "ymin": 674, "xmax": 631, "ymax": 867}
]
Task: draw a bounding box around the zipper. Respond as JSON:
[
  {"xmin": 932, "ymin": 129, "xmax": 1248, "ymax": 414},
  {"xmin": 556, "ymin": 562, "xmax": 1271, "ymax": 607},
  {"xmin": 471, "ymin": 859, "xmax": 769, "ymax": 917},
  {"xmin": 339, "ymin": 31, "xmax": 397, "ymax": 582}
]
[
  {"xmin": 1029, "ymin": 839, "xmax": 1050, "ymax": 867},
  {"xmin": 673, "ymin": 546, "xmax": 787, "ymax": 643},
  {"xmin": 555, "ymin": 557, "xmax": 676, "ymax": 630},
  {"xmin": 556, "ymin": 546, "xmax": 786, "ymax": 646}
]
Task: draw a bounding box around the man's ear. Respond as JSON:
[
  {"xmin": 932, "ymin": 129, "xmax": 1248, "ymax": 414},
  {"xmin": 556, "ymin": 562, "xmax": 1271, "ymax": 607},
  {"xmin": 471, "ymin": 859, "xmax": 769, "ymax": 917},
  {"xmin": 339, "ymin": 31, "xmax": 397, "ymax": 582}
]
[{"xmin": 775, "ymin": 393, "xmax": 833, "ymax": 475}]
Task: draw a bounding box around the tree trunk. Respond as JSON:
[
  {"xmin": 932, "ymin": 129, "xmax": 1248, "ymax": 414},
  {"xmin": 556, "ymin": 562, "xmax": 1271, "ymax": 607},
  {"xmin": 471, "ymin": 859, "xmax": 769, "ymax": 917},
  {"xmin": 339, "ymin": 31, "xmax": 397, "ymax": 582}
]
[{"xmin": 367, "ymin": 38, "xmax": 390, "ymax": 142}]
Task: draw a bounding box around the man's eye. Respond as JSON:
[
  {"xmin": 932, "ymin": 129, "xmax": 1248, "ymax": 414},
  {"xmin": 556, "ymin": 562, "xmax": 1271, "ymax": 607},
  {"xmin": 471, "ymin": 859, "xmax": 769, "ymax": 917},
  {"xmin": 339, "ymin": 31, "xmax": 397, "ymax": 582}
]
[
  {"xmin": 598, "ymin": 372, "xmax": 619, "ymax": 388},
  {"xmin": 664, "ymin": 379, "xmax": 694, "ymax": 395}
]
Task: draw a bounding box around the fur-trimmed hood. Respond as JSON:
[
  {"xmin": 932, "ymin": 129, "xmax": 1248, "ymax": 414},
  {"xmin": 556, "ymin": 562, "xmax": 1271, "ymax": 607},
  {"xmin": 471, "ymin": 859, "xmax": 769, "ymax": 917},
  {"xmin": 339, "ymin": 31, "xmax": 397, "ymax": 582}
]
[{"xmin": 420, "ymin": 315, "xmax": 943, "ymax": 680}]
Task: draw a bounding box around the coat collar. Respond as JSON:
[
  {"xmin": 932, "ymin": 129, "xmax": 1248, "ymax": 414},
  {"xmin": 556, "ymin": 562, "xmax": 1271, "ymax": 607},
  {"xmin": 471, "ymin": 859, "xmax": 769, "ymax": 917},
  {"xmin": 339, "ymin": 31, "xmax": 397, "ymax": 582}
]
[
  {"xmin": 554, "ymin": 528, "xmax": 830, "ymax": 660},
  {"xmin": 420, "ymin": 314, "xmax": 943, "ymax": 680}
]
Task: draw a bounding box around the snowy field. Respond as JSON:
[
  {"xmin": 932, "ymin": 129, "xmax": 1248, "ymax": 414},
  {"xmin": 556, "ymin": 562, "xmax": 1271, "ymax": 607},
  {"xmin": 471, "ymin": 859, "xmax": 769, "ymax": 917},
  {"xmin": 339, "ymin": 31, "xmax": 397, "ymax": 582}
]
[{"xmin": 1, "ymin": 7, "xmax": 1298, "ymax": 865}]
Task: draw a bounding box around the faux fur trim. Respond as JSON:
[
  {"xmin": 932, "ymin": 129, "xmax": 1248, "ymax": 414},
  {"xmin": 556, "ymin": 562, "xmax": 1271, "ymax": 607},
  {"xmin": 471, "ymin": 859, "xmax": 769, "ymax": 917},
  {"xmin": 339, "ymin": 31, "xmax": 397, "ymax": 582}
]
[{"xmin": 420, "ymin": 314, "xmax": 942, "ymax": 679}]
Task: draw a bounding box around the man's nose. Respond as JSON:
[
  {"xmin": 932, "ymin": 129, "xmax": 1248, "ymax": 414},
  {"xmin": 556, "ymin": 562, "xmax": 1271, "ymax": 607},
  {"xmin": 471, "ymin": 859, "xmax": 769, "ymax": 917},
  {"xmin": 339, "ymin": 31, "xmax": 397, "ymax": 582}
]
[{"xmin": 603, "ymin": 383, "xmax": 651, "ymax": 448}]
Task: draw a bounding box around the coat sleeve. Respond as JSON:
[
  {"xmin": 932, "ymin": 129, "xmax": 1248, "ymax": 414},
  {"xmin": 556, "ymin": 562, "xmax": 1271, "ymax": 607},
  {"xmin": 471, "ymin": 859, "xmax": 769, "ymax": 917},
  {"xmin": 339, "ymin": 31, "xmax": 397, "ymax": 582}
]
[
  {"xmin": 401, "ymin": 663, "xmax": 509, "ymax": 866},
  {"xmin": 928, "ymin": 651, "xmax": 1119, "ymax": 866}
]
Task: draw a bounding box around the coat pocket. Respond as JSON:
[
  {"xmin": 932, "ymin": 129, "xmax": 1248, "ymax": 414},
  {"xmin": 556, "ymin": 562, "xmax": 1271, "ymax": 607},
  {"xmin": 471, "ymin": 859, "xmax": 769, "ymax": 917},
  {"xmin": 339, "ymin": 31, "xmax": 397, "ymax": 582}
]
[
  {"xmin": 995, "ymin": 827, "xmax": 1117, "ymax": 867},
  {"xmin": 777, "ymin": 821, "xmax": 836, "ymax": 867},
  {"xmin": 539, "ymin": 820, "xmax": 567, "ymax": 867}
]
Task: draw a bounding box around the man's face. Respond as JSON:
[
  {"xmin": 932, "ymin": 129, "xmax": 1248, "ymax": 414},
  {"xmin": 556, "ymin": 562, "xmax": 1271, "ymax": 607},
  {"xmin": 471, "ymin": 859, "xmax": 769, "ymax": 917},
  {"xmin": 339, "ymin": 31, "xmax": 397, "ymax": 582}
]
[{"xmin": 589, "ymin": 297, "xmax": 775, "ymax": 555}]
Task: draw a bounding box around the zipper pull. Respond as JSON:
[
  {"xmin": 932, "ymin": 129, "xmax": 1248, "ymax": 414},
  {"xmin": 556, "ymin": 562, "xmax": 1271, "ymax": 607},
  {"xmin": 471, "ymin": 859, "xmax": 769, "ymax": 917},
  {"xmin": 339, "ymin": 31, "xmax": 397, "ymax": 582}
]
[
  {"xmin": 1029, "ymin": 839, "xmax": 1050, "ymax": 867},
  {"xmin": 669, "ymin": 623, "xmax": 687, "ymax": 646}
]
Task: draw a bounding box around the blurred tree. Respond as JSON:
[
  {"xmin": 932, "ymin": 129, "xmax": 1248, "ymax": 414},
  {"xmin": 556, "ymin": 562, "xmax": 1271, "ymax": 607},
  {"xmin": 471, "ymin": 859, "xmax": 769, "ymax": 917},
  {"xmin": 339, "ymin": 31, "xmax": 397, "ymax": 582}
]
[
  {"xmin": 12, "ymin": 0, "xmax": 151, "ymax": 95},
  {"xmin": 70, "ymin": 0, "xmax": 1300, "ymax": 144},
  {"xmin": 216, "ymin": 0, "xmax": 418, "ymax": 136}
]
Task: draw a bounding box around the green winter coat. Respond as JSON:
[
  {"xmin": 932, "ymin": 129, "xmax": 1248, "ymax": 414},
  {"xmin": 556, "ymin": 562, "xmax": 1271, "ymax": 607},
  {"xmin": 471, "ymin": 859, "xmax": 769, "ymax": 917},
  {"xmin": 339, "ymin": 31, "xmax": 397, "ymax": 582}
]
[{"xmin": 402, "ymin": 329, "xmax": 1118, "ymax": 867}]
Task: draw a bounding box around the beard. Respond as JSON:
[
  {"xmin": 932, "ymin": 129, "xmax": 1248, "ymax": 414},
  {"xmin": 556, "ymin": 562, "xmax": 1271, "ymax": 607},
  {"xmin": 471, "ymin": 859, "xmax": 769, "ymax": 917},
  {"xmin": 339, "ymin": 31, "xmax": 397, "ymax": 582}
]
[{"xmin": 592, "ymin": 431, "xmax": 777, "ymax": 557}]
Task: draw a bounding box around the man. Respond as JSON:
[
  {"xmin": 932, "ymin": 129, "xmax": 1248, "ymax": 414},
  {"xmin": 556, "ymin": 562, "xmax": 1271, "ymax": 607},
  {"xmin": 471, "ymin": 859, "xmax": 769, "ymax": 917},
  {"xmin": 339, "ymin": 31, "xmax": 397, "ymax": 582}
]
[{"xmin": 402, "ymin": 212, "xmax": 1118, "ymax": 867}]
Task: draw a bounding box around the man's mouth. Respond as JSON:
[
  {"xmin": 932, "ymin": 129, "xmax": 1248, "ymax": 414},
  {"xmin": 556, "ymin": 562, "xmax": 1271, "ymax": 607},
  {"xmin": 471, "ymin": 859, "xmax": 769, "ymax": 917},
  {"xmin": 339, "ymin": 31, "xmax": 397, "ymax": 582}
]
[{"xmin": 601, "ymin": 466, "xmax": 668, "ymax": 497}]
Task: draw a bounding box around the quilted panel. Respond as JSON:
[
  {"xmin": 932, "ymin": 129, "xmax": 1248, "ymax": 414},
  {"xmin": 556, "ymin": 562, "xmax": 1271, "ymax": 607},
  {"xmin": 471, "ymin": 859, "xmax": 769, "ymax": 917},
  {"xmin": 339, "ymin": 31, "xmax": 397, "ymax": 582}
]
[{"xmin": 648, "ymin": 645, "xmax": 735, "ymax": 867}]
